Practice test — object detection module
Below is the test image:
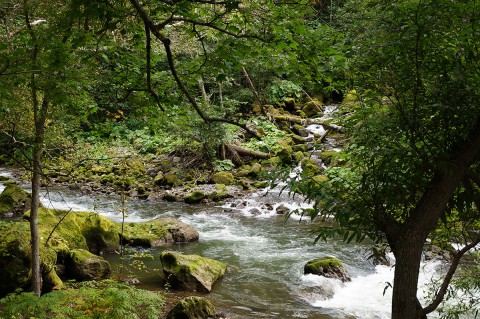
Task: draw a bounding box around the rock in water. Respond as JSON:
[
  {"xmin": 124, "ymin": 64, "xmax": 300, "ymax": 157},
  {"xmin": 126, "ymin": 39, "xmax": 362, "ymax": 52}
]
[
  {"xmin": 304, "ymin": 256, "xmax": 351, "ymax": 282},
  {"xmin": 167, "ymin": 296, "xmax": 216, "ymax": 319},
  {"xmin": 160, "ymin": 250, "xmax": 227, "ymax": 292},
  {"xmin": 65, "ymin": 249, "xmax": 111, "ymax": 281}
]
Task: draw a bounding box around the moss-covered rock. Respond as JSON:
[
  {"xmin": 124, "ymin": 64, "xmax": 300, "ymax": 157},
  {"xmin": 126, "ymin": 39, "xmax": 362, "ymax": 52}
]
[
  {"xmin": 302, "ymin": 99, "xmax": 323, "ymax": 118},
  {"xmin": 120, "ymin": 217, "xmax": 199, "ymax": 247},
  {"xmin": 184, "ymin": 190, "xmax": 206, "ymax": 204},
  {"xmin": 64, "ymin": 249, "xmax": 111, "ymax": 281},
  {"xmin": 0, "ymin": 184, "xmax": 32, "ymax": 217},
  {"xmin": 319, "ymin": 150, "xmax": 339, "ymax": 166},
  {"xmin": 0, "ymin": 175, "xmax": 9, "ymax": 181},
  {"xmin": 160, "ymin": 250, "xmax": 227, "ymax": 292},
  {"xmin": 304, "ymin": 256, "xmax": 350, "ymax": 282},
  {"xmin": 301, "ymin": 158, "xmax": 323, "ymax": 177},
  {"xmin": 208, "ymin": 184, "xmax": 230, "ymax": 202},
  {"xmin": 211, "ymin": 172, "xmax": 234, "ymax": 185},
  {"xmin": 275, "ymin": 137, "xmax": 294, "ymax": 164},
  {"xmin": 167, "ymin": 296, "xmax": 216, "ymax": 319},
  {"xmin": 0, "ymin": 220, "xmax": 62, "ymax": 297},
  {"xmin": 27, "ymin": 208, "xmax": 120, "ymax": 255}
]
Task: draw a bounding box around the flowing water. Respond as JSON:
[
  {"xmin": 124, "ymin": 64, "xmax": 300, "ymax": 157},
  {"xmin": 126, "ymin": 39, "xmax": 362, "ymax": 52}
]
[{"xmin": 0, "ymin": 167, "xmax": 448, "ymax": 319}]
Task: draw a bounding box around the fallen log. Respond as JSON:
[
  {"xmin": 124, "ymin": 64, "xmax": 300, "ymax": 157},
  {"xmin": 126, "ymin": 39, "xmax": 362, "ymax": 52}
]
[{"xmin": 230, "ymin": 144, "xmax": 270, "ymax": 159}]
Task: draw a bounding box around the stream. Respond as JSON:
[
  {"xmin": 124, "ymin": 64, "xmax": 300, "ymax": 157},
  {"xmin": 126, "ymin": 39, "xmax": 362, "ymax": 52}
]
[{"xmin": 0, "ymin": 169, "xmax": 447, "ymax": 319}]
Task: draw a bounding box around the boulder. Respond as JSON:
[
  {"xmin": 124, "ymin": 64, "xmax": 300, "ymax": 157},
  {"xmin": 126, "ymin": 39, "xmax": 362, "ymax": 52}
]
[
  {"xmin": 211, "ymin": 172, "xmax": 234, "ymax": 185},
  {"xmin": 160, "ymin": 250, "xmax": 227, "ymax": 292},
  {"xmin": 276, "ymin": 204, "xmax": 290, "ymax": 215},
  {"xmin": 300, "ymin": 157, "xmax": 323, "ymax": 177},
  {"xmin": 304, "ymin": 256, "xmax": 351, "ymax": 282},
  {"xmin": 167, "ymin": 296, "xmax": 216, "ymax": 319},
  {"xmin": 120, "ymin": 217, "xmax": 199, "ymax": 247},
  {"xmin": 0, "ymin": 184, "xmax": 32, "ymax": 217},
  {"xmin": 184, "ymin": 190, "xmax": 206, "ymax": 204},
  {"xmin": 64, "ymin": 249, "xmax": 111, "ymax": 281},
  {"xmin": 29, "ymin": 208, "xmax": 119, "ymax": 255},
  {"xmin": 0, "ymin": 220, "xmax": 62, "ymax": 297},
  {"xmin": 302, "ymin": 99, "xmax": 323, "ymax": 118}
]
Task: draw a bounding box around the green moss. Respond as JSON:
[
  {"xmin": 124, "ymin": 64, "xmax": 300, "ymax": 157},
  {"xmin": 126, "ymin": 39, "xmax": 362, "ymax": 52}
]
[
  {"xmin": 302, "ymin": 98, "xmax": 324, "ymax": 118},
  {"xmin": 304, "ymin": 256, "xmax": 343, "ymax": 273},
  {"xmin": 160, "ymin": 250, "xmax": 227, "ymax": 292},
  {"xmin": 0, "ymin": 176, "xmax": 9, "ymax": 181},
  {"xmin": 301, "ymin": 158, "xmax": 323, "ymax": 177},
  {"xmin": 184, "ymin": 190, "xmax": 206, "ymax": 204},
  {"xmin": 211, "ymin": 171, "xmax": 234, "ymax": 185},
  {"xmin": 0, "ymin": 220, "xmax": 63, "ymax": 296},
  {"xmin": 66, "ymin": 249, "xmax": 111, "ymax": 281},
  {"xmin": 0, "ymin": 184, "xmax": 32, "ymax": 216},
  {"xmin": 167, "ymin": 296, "xmax": 216, "ymax": 319},
  {"xmin": 120, "ymin": 218, "xmax": 170, "ymax": 247}
]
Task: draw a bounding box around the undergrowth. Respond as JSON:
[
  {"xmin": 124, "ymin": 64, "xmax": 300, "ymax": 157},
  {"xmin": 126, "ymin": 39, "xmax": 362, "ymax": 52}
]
[{"xmin": 0, "ymin": 280, "xmax": 164, "ymax": 319}]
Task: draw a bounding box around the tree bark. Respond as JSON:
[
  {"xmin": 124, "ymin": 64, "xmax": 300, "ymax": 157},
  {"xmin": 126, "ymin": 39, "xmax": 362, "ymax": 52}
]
[{"xmin": 391, "ymin": 236, "xmax": 424, "ymax": 319}]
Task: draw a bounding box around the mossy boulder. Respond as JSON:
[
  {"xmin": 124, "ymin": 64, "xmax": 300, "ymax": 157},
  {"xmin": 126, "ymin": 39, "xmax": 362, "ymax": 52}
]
[
  {"xmin": 211, "ymin": 172, "xmax": 234, "ymax": 185},
  {"xmin": 160, "ymin": 250, "xmax": 227, "ymax": 292},
  {"xmin": 64, "ymin": 249, "xmax": 111, "ymax": 281},
  {"xmin": 209, "ymin": 184, "xmax": 230, "ymax": 202},
  {"xmin": 302, "ymin": 99, "xmax": 323, "ymax": 118},
  {"xmin": 304, "ymin": 256, "xmax": 351, "ymax": 282},
  {"xmin": 27, "ymin": 208, "xmax": 120, "ymax": 255},
  {"xmin": 301, "ymin": 158, "xmax": 323, "ymax": 177},
  {"xmin": 167, "ymin": 296, "xmax": 216, "ymax": 319},
  {"xmin": 184, "ymin": 190, "xmax": 206, "ymax": 204},
  {"xmin": 0, "ymin": 175, "xmax": 9, "ymax": 181},
  {"xmin": 0, "ymin": 220, "xmax": 62, "ymax": 297},
  {"xmin": 0, "ymin": 184, "xmax": 32, "ymax": 217},
  {"xmin": 319, "ymin": 150, "xmax": 339, "ymax": 166},
  {"xmin": 120, "ymin": 217, "xmax": 199, "ymax": 247},
  {"xmin": 275, "ymin": 137, "xmax": 294, "ymax": 164}
]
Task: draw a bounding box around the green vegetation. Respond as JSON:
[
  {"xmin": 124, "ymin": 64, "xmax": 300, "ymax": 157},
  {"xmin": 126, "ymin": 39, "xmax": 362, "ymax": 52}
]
[
  {"xmin": 0, "ymin": 0, "xmax": 479, "ymax": 317},
  {"xmin": 0, "ymin": 280, "xmax": 164, "ymax": 319}
]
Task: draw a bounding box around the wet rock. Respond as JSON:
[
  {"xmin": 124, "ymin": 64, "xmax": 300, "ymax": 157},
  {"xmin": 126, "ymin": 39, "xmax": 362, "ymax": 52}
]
[
  {"xmin": 276, "ymin": 204, "xmax": 290, "ymax": 215},
  {"xmin": 64, "ymin": 249, "xmax": 111, "ymax": 281},
  {"xmin": 122, "ymin": 277, "xmax": 141, "ymax": 285},
  {"xmin": 0, "ymin": 184, "xmax": 33, "ymax": 217},
  {"xmin": 160, "ymin": 250, "xmax": 227, "ymax": 292},
  {"xmin": 249, "ymin": 208, "xmax": 262, "ymax": 215},
  {"xmin": 304, "ymin": 256, "xmax": 351, "ymax": 282},
  {"xmin": 167, "ymin": 296, "xmax": 216, "ymax": 319},
  {"xmin": 120, "ymin": 217, "xmax": 199, "ymax": 247}
]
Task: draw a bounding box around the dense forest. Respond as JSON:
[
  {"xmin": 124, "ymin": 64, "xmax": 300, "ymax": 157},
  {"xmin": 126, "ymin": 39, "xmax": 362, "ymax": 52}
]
[{"xmin": 1, "ymin": 0, "xmax": 480, "ymax": 318}]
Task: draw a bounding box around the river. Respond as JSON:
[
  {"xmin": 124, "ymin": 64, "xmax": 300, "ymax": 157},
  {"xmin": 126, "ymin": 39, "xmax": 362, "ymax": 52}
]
[{"xmin": 0, "ymin": 169, "xmax": 448, "ymax": 319}]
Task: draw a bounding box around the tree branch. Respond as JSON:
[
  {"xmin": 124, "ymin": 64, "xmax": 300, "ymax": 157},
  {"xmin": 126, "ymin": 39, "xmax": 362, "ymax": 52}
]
[{"xmin": 419, "ymin": 237, "xmax": 480, "ymax": 317}]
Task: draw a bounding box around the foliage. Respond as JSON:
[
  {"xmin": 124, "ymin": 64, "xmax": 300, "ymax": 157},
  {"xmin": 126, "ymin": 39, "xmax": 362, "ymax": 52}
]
[
  {"xmin": 0, "ymin": 280, "xmax": 164, "ymax": 319},
  {"xmin": 243, "ymin": 118, "xmax": 287, "ymax": 153},
  {"xmin": 267, "ymin": 79, "xmax": 302, "ymax": 103}
]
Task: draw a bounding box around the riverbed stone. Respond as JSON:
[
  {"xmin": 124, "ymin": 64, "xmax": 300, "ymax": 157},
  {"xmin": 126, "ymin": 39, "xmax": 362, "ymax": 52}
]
[
  {"xmin": 160, "ymin": 250, "xmax": 227, "ymax": 292},
  {"xmin": 184, "ymin": 190, "xmax": 206, "ymax": 204},
  {"xmin": 65, "ymin": 249, "xmax": 111, "ymax": 281},
  {"xmin": 120, "ymin": 217, "xmax": 199, "ymax": 247},
  {"xmin": 0, "ymin": 184, "xmax": 32, "ymax": 217},
  {"xmin": 211, "ymin": 172, "xmax": 234, "ymax": 185},
  {"xmin": 304, "ymin": 256, "xmax": 351, "ymax": 282},
  {"xmin": 167, "ymin": 296, "xmax": 217, "ymax": 319}
]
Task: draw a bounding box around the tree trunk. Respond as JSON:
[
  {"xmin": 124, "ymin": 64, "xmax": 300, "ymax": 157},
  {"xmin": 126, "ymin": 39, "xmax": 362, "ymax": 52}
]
[
  {"xmin": 391, "ymin": 236, "xmax": 424, "ymax": 319},
  {"xmin": 30, "ymin": 135, "xmax": 43, "ymax": 296}
]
